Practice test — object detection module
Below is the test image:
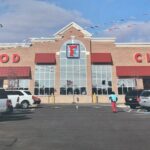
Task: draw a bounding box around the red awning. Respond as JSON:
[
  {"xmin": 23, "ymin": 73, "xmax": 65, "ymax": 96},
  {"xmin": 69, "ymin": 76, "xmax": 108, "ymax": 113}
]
[
  {"xmin": 35, "ymin": 53, "xmax": 56, "ymax": 64},
  {"xmin": 91, "ymin": 53, "xmax": 112, "ymax": 64},
  {"xmin": 116, "ymin": 66, "xmax": 150, "ymax": 77},
  {"xmin": 0, "ymin": 67, "xmax": 31, "ymax": 78}
]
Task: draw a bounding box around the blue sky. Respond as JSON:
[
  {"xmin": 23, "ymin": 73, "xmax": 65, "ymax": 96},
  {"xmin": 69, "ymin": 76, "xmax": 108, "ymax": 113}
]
[{"xmin": 0, "ymin": 0, "xmax": 150, "ymax": 42}]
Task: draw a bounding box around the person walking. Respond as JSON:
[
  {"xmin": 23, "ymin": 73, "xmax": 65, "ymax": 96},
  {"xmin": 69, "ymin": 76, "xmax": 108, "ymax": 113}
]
[
  {"xmin": 109, "ymin": 91, "xmax": 118, "ymax": 113},
  {"xmin": 76, "ymin": 97, "xmax": 79, "ymax": 110}
]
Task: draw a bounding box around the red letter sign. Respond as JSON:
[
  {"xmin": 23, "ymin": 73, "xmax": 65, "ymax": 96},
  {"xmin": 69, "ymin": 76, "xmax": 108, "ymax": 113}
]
[
  {"xmin": 146, "ymin": 53, "xmax": 150, "ymax": 63},
  {"xmin": 12, "ymin": 54, "xmax": 20, "ymax": 63},
  {"xmin": 69, "ymin": 45, "xmax": 77, "ymax": 57},
  {"xmin": 66, "ymin": 44, "xmax": 80, "ymax": 58},
  {"xmin": 134, "ymin": 53, "xmax": 142, "ymax": 63},
  {"xmin": 0, "ymin": 54, "xmax": 9, "ymax": 63}
]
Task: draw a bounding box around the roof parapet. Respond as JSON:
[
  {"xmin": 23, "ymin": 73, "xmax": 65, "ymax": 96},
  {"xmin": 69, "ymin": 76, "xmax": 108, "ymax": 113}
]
[
  {"xmin": 116, "ymin": 43, "xmax": 150, "ymax": 47},
  {"xmin": 91, "ymin": 37, "xmax": 116, "ymax": 42},
  {"xmin": 0, "ymin": 43, "xmax": 31, "ymax": 48},
  {"xmin": 30, "ymin": 37, "xmax": 55, "ymax": 42}
]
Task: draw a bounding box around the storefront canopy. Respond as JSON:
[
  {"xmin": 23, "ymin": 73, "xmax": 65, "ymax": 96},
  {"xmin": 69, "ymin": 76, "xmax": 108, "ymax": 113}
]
[
  {"xmin": 116, "ymin": 66, "xmax": 150, "ymax": 77},
  {"xmin": 35, "ymin": 53, "xmax": 56, "ymax": 64},
  {"xmin": 0, "ymin": 66, "xmax": 31, "ymax": 78},
  {"xmin": 91, "ymin": 53, "xmax": 112, "ymax": 64}
]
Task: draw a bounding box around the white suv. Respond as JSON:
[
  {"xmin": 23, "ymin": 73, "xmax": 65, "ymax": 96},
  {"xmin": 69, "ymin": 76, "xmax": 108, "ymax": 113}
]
[{"xmin": 5, "ymin": 90, "xmax": 34, "ymax": 109}]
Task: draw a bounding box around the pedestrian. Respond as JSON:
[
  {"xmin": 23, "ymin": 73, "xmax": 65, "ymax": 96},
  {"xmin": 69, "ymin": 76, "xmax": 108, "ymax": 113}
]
[
  {"xmin": 109, "ymin": 91, "xmax": 118, "ymax": 113},
  {"xmin": 76, "ymin": 97, "xmax": 79, "ymax": 110}
]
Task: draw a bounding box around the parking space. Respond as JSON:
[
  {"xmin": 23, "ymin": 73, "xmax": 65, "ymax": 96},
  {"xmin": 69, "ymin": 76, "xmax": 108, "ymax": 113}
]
[
  {"xmin": 2, "ymin": 103, "xmax": 150, "ymax": 118},
  {"xmin": 0, "ymin": 107, "xmax": 36, "ymax": 122},
  {"xmin": 46, "ymin": 103, "xmax": 150, "ymax": 115},
  {"xmin": 117, "ymin": 104, "xmax": 150, "ymax": 116}
]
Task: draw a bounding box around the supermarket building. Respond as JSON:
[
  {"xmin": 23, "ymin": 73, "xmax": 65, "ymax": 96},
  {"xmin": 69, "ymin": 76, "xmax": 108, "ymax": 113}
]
[{"xmin": 0, "ymin": 22, "xmax": 150, "ymax": 103}]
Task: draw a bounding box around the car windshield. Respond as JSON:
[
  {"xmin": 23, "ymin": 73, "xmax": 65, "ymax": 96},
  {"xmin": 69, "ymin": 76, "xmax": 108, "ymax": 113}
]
[
  {"xmin": 141, "ymin": 91, "xmax": 150, "ymax": 97},
  {"xmin": 24, "ymin": 91, "xmax": 32, "ymax": 95},
  {"xmin": 126, "ymin": 91, "xmax": 137, "ymax": 96},
  {"xmin": 126, "ymin": 90, "xmax": 143, "ymax": 97}
]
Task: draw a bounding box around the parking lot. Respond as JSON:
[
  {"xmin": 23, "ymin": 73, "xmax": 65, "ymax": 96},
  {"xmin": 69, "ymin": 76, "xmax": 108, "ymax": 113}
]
[{"xmin": 0, "ymin": 104, "xmax": 150, "ymax": 150}]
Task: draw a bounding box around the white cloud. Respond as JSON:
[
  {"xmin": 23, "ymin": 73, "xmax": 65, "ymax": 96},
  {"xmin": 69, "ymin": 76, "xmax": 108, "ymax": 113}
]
[
  {"xmin": 0, "ymin": 0, "xmax": 91, "ymax": 42},
  {"xmin": 102, "ymin": 21, "xmax": 150, "ymax": 42}
]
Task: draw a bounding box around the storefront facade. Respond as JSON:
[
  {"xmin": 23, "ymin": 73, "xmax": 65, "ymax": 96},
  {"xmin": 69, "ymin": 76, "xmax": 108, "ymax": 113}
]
[{"xmin": 0, "ymin": 22, "xmax": 150, "ymax": 103}]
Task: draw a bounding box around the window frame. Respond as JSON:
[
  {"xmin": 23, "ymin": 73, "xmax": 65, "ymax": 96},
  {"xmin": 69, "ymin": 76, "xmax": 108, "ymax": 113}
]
[{"xmin": 60, "ymin": 40, "xmax": 87, "ymax": 95}]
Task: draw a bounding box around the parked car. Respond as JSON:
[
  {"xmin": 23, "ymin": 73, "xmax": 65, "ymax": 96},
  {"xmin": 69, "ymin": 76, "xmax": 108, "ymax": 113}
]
[
  {"xmin": 125, "ymin": 89, "xmax": 143, "ymax": 109},
  {"xmin": 139, "ymin": 90, "xmax": 150, "ymax": 111},
  {"xmin": 0, "ymin": 88, "xmax": 13, "ymax": 114},
  {"xmin": 5, "ymin": 90, "xmax": 39, "ymax": 109}
]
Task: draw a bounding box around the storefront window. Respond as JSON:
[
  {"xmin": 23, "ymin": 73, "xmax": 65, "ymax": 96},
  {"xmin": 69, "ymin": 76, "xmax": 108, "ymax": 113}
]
[
  {"xmin": 8, "ymin": 79, "xmax": 29, "ymax": 90},
  {"xmin": 60, "ymin": 40, "xmax": 87, "ymax": 95},
  {"xmin": 118, "ymin": 78, "xmax": 136, "ymax": 95},
  {"xmin": 92, "ymin": 65, "xmax": 112, "ymax": 95},
  {"xmin": 34, "ymin": 65, "xmax": 55, "ymax": 95}
]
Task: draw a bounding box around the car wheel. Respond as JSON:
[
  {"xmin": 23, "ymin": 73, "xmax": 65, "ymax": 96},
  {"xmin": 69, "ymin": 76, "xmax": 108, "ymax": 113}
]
[
  {"xmin": 130, "ymin": 105, "xmax": 136, "ymax": 109},
  {"xmin": 21, "ymin": 101, "xmax": 29, "ymax": 109}
]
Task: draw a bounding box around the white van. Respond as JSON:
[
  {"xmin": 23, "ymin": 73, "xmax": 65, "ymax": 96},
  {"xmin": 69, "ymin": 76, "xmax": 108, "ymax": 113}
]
[{"xmin": 0, "ymin": 89, "xmax": 13, "ymax": 114}]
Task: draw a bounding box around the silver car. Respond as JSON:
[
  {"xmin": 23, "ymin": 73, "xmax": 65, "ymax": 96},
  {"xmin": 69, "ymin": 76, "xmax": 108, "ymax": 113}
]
[{"xmin": 139, "ymin": 90, "xmax": 150, "ymax": 111}]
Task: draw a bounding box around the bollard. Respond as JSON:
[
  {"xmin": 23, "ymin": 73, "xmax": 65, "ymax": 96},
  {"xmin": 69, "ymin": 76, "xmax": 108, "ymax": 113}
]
[
  {"xmin": 51, "ymin": 93, "xmax": 55, "ymax": 104},
  {"xmin": 96, "ymin": 96, "xmax": 98, "ymax": 103},
  {"xmin": 92, "ymin": 93, "xmax": 97, "ymax": 103}
]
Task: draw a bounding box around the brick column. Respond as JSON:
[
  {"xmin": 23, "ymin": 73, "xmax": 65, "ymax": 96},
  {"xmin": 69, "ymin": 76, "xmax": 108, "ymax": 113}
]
[
  {"xmin": 112, "ymin": 66, "xmax": 118, "ymax": 94},
  {"xmin": 136, "ymin": 78, "xmax": 144, "ymax": 89},
  {"xmin": 29, "ymin": 65, "xmax": 35, "ymax": 94},
  {"xmin": 86, "ymin": 52, "xmax": 92, "ymax": 97},
  {"xmin": 55, "ymin": 52, "xmax": 60, "ymax": 95}
]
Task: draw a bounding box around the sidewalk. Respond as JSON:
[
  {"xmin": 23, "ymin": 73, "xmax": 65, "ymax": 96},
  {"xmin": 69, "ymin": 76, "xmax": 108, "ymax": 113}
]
[{"xmin": 41, "ymin": 102, "xmax": 128, "ymax": 108}]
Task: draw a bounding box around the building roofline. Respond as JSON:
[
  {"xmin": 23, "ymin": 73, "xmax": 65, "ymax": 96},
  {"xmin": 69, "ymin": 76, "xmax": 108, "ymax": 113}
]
[
  {"xmin": 30, "ymin": 37, "xmax": 55, "ymax": 42},
  {"xmin": 0, "ymin": 43, "xmax": 31, "ymax": 48},
  {"xmin": 91, "ymin": 37, "xmax": 116, "ymax": 42},
  {"xmin": 54, "ymin": 22, "xmax": 92, "ymax": 38},
  {"xmin": 116, "ymin": 43, "xmax": 150, "ymax": 47}
]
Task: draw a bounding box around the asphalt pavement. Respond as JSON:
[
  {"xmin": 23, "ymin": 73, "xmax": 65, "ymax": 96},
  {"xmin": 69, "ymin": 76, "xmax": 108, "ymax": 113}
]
[{"xmin": 0, "ymin": 104, "xmax": 150, "ymax": 150}]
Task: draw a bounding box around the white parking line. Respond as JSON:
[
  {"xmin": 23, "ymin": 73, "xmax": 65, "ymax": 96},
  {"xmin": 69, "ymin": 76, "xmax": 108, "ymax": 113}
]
[
  {"xmin": 54, "ymin": 106, "xmax": 61, "ymax": 109},
  {"xmin": 127, "ymin": 109, "xmax": 132, "ymax": 112},
  {"xmin": 137, "ymin": 109, "xmax": 141, "ymax": 112},
  {"xmin": 117, "ymin": 105, "xmax": 128, "ymax": 108},
  {"xmin": 122, "ymin": 107, "xmax": 150, "ymax": 114},
  {"xmin": 135, "ymin": 112, "xmax": 150, "ymax": 115},
  {"xmin": 93, "ymin": 106, "xmax": 101, "ymax": 109}
]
